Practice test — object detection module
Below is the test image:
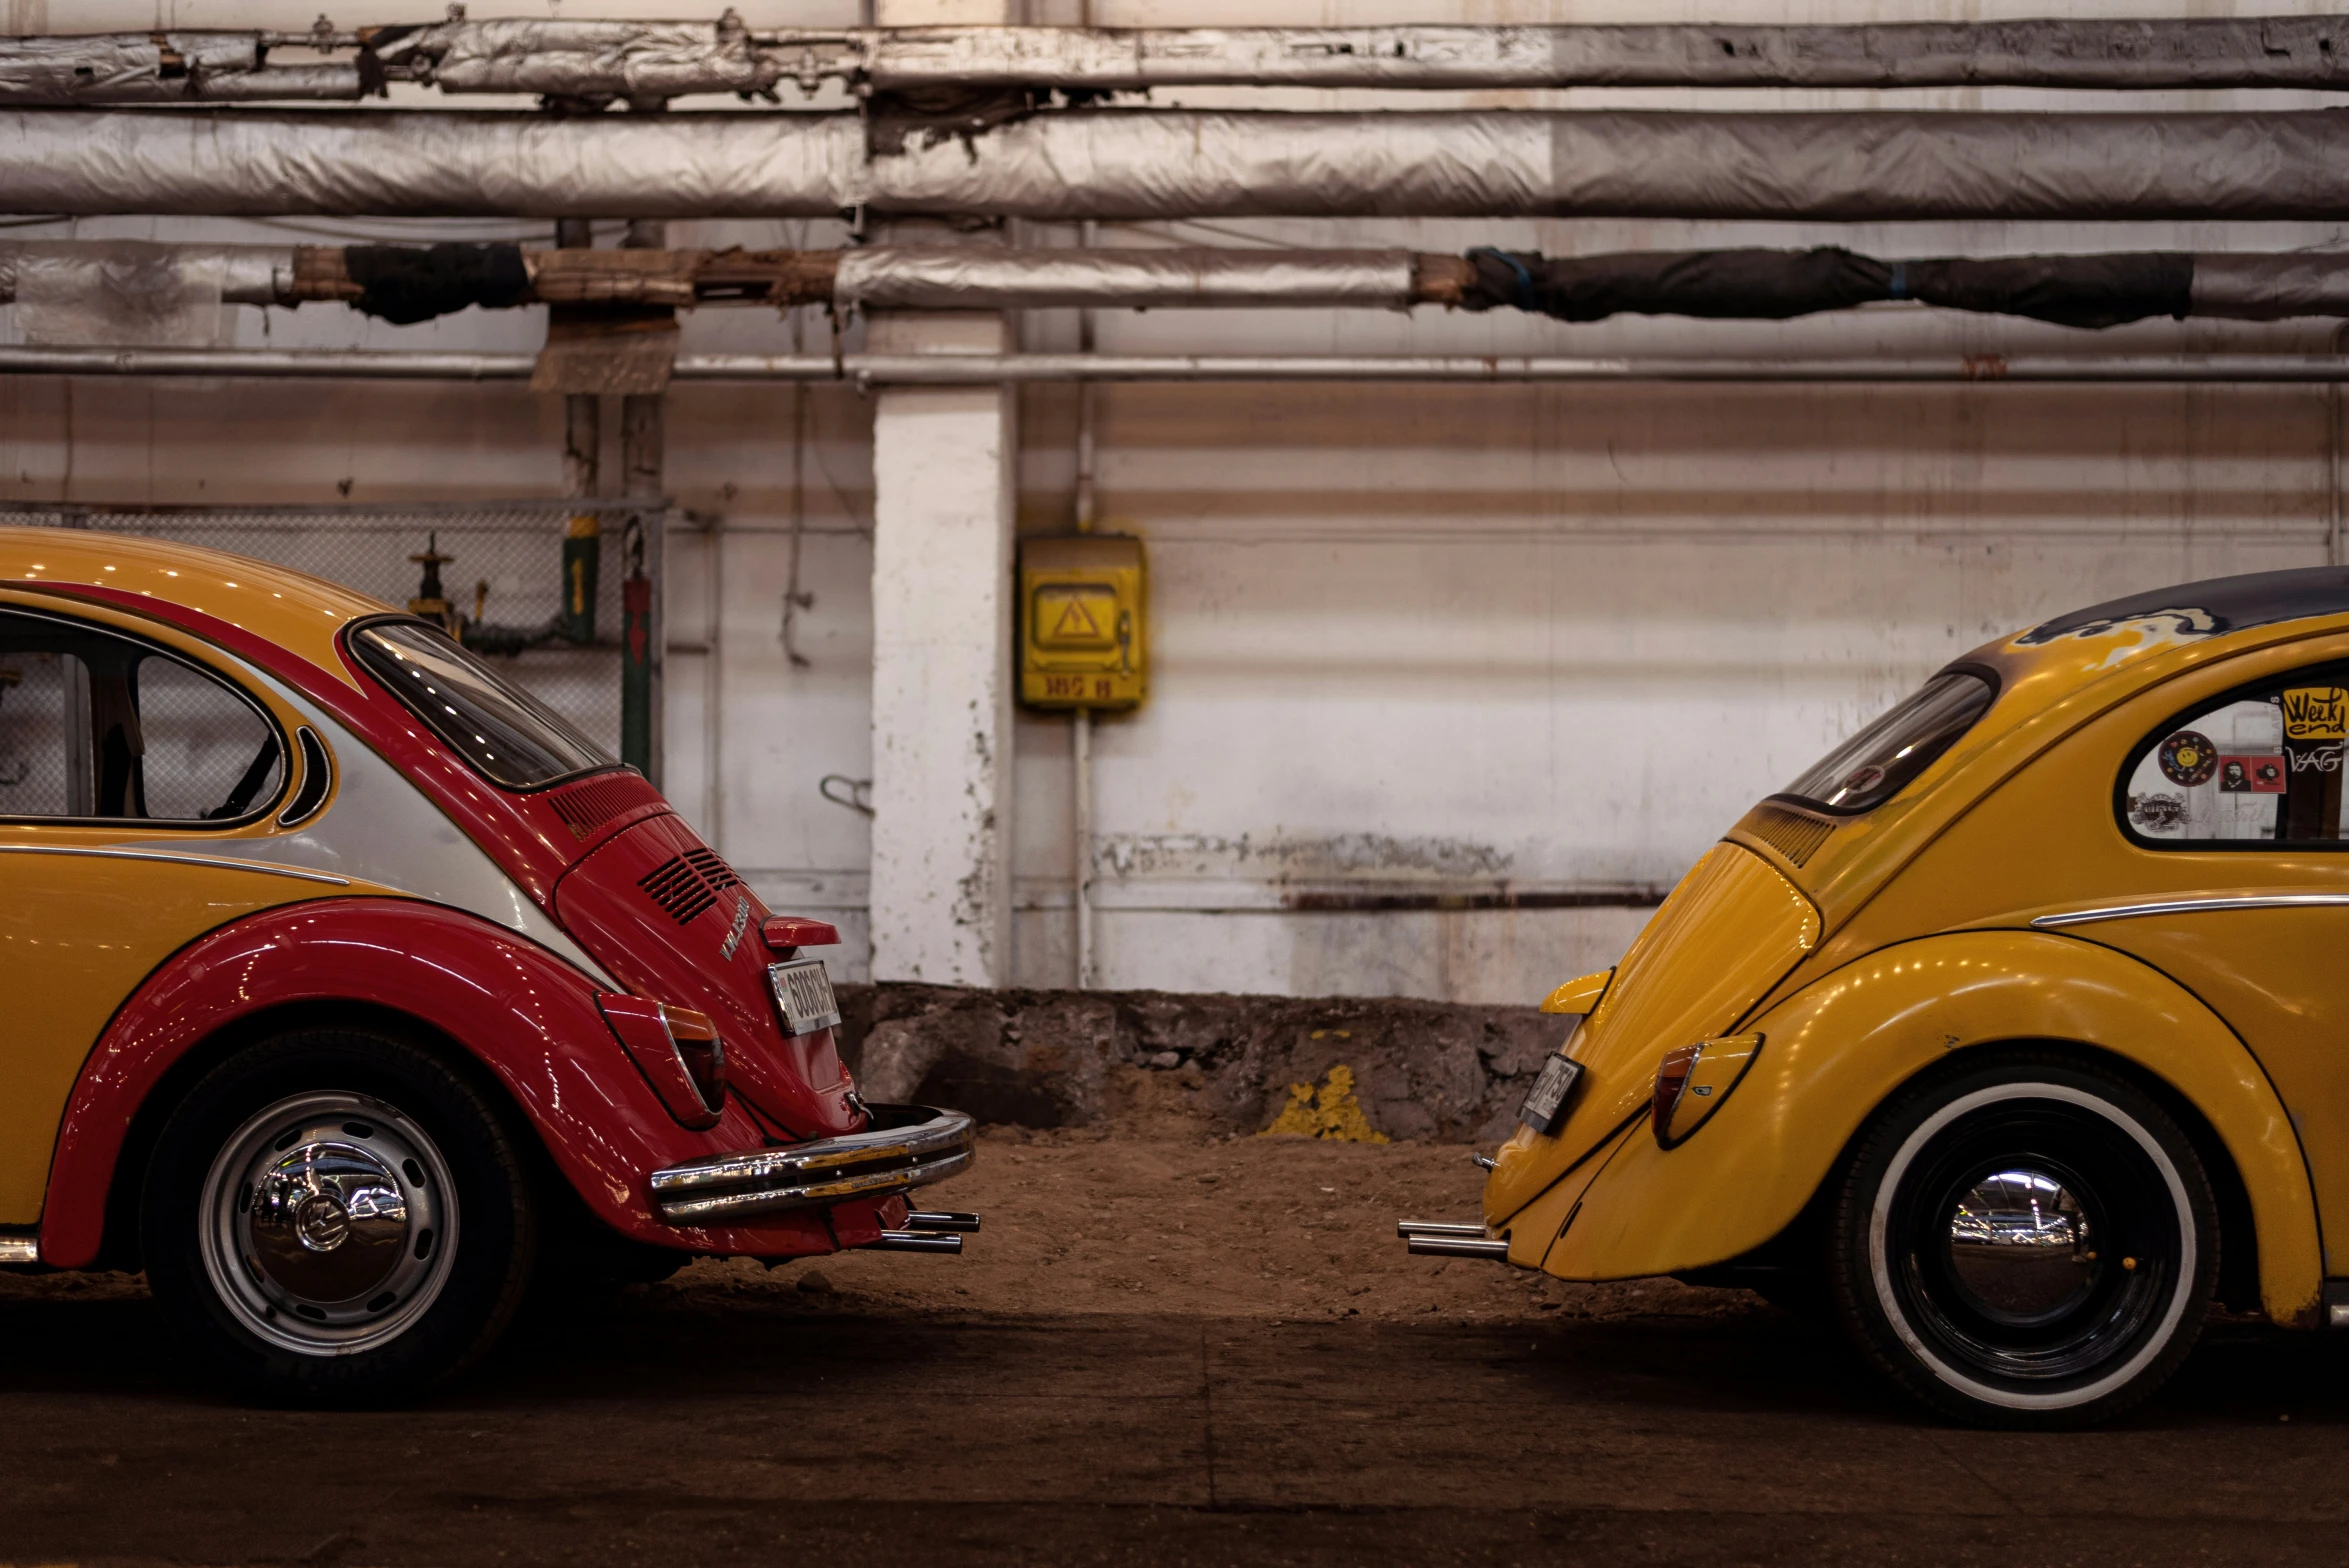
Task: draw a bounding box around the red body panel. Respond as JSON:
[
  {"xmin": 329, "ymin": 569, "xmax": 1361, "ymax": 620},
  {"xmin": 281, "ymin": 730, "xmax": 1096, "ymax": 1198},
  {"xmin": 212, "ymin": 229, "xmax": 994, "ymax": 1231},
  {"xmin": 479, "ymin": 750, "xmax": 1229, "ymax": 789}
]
[
  {"xmin": 25, "ymin": 586, "xmax": 884, "ymax": 1258},
  {"xmin": 41, "ymin": 899, "xmax": 886, "ymax": 1268},
  {"xmin": 554, "ymin": 814, "xmax": 859, "ymax": 1142}
]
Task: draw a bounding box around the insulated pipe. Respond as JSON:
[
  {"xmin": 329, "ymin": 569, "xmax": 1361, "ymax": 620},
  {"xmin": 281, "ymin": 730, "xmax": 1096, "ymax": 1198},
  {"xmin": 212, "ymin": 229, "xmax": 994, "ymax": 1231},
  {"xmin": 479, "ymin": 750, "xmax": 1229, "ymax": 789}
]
[
  {"xmin": 26, "ymin": 18, "xmax": 2349, "ymax": 102},
  {"xmin": 19, "ymin": 241, "xmax": 2349, "ymax": 331},
  {"xmin": 853, "ymin": 18, "xmax": 2349, "ymax": 93},
  {"xmin": 18, "ymin": 346, "xmax": 2349, "ymax": 383},
  {"xmin": 30, "ymin": 108, "xmax": 2349, "ymax": 222}
]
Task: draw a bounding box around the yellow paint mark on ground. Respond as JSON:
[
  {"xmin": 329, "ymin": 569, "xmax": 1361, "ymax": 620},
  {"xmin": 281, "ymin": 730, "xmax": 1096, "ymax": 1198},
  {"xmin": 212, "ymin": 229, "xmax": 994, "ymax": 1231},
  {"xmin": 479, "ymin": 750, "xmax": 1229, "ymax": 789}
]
[{"xmin": 1262, "ymin": 1064, "xmax": 1389, "ymax": 1143}]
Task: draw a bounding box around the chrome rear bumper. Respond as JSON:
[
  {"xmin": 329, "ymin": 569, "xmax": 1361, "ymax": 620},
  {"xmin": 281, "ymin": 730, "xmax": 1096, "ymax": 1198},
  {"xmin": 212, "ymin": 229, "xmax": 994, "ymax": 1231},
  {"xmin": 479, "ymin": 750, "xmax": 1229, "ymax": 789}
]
[{"xmin": 648, "ymin": 1103, "xmax": 976, "ymax": 1225}]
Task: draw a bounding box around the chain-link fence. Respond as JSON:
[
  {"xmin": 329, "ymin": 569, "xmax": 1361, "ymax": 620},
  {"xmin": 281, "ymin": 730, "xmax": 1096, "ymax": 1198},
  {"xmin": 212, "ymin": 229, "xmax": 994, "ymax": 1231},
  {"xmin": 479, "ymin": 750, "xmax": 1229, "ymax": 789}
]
[{"xmin": 0, "ymin": 502, "xmax": 654, "ymax": 757}]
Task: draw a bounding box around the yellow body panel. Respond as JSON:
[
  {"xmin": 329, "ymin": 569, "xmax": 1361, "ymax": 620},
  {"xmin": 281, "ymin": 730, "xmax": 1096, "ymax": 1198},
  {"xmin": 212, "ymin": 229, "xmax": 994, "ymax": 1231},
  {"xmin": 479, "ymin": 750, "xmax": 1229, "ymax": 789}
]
[
  {"xmin": 0, "ymin": 568, "xmax": 379, "ymax": 1221},
  {"xmin": 0, "ymin": 527, "xmax": 385, "ymax": 689},
  {"xmin": 1538, "ymin": 969, "xmax": 1613, "ymax": 1016},
  {"xmin": 2084, "ymin": 910, "xmax": 2349, "ymax": 1275},
  {"xmin": 1532, "ymin": 931, "xmax": 2322, "ymax": 1327},
  {"xmin": 1484, "ymin": 844, "xmax": 1817, "ymax": 1227},
  {"xmin": 0, "ymin": 853, "xmax": 369, "ymax": 1222},
  {"xmin": 1506, "ymin": 1121, "xmax": 1638, "ymax": 1269},
  {"xmin": 1486, "ymin": 602, "xmax": 2349, "ymax": 1327}
]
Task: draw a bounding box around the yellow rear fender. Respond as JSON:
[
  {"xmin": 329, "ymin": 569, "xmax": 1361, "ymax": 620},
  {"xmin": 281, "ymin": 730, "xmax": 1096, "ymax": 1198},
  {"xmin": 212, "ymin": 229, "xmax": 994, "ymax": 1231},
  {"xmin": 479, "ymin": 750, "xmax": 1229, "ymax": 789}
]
[{"xmin": 1535, "ymin": 929, "xmax": 2323, "ymax": 1328}]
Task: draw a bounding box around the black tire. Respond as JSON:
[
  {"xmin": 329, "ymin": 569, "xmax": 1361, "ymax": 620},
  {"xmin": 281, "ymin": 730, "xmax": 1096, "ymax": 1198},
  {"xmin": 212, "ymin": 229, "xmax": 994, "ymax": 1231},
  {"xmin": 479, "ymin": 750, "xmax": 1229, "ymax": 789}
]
[
  {"xmin": 142, "ymin": 1027, "xmax": 539, "ymax": 1405},
  {"xmin": 1826, "ymin": 1052, "xmax": 2218, "ymax": 1429}
]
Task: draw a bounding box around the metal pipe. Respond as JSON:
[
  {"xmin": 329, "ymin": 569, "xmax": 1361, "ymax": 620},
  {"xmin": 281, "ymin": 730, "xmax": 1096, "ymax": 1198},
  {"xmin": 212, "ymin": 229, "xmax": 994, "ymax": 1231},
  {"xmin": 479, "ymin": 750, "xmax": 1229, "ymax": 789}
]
[
  {"xmin": 1396, "ymin": 1220, "xmax": 1490, "ymax": 1238},
  {"xmin": 1071, "ymin": 217, "xmax": 1101, "ymax": 995},
  {"xmin": 27, "ymin": 108, "xmax": 2349, "ymax": 223},
  {"xmin": 1405, "ymin": 1235, "xmax": 1512, "ymax": 1259},
  {"xmin": 836, "ymin": 246, "xmax": 1415, "ymax": 310},
  {"xmin": 867, "ymin": 1230, "xmax": 966, "ymax": 1253},
  {"xmin": 22, "ymin": 240, "xmax": 2349, "ymax": 328},
  {"xmin": 27, "ymin": 18, "xmax": 2349, "ymax": 103},
  {"xmin": 28, "ymin": 347, "xmax": 2349, "ymax": 384},
  {"xmin": 852, "ymin": 19, "xmax": 2349, "ymax": 94},
  {"xmin": 904, "ymin": 1211, "xmax": 982, "ymax": 1232}
]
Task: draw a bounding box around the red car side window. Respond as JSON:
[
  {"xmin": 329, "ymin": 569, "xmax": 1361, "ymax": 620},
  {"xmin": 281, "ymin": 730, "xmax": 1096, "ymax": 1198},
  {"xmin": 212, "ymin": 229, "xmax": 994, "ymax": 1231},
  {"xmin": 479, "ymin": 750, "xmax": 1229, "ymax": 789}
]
[{"xmin": 0, "ymin": 607, "xmax": 283, "ymax": 824}]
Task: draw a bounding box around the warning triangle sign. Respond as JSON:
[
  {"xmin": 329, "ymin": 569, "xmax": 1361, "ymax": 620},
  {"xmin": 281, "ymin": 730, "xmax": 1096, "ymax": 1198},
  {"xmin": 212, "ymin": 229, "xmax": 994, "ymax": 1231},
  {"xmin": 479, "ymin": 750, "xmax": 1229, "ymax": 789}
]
[{"xmin": 1051, "ymin": 596, "xmax": 1104, "ymax": 640}]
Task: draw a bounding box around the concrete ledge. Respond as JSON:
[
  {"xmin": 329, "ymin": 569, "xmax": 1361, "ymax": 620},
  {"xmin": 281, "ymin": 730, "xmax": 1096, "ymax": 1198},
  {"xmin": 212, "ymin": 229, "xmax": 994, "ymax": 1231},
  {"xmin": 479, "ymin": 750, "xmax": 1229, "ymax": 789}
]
[{"xmin": 835, "ymin": 983, "xmax": 1563, "ymax": 1142}]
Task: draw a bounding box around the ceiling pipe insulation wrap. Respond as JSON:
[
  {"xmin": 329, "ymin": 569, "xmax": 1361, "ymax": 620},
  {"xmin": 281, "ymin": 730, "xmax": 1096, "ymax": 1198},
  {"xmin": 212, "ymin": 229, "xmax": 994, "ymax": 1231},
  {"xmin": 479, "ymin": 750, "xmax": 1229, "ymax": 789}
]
[
  {"xmin": 13, "ymin": 241, "xmax": 2349, "ymax": 329},
  {"xmin": 851, "ymin": 17, "xmax": 2349, "ymax": 92},
  {"xmin": 830, "ymin": 247, "xmax": 1418, "ymax": 310},
  {"xmin": 20, "ymin": 17, "xmax": 2349, "ymax": 102},
  {"xmin": 23, "ymin": 108, "xmax": 2349, "ymax": 222}
]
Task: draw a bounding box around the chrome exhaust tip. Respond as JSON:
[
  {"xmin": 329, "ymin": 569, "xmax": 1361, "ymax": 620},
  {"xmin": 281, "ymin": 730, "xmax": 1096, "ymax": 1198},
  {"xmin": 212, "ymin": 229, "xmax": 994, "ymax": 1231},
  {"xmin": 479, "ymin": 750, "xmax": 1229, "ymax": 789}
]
[
  {"xmin": 1396, "ymin": 1219, "xmax": 1488, "ymax": 1239},
  {"xmin": 904, "ymin": 1210, "xmax": 981, "ymax": 1233},
  {"xmin": 869, "ymin": 1229, "xmax": 964, "ymax": 1254},
  {"xmin": 1406, "ymin": 1235, "xmax": 1511, "ymax": 1260}
]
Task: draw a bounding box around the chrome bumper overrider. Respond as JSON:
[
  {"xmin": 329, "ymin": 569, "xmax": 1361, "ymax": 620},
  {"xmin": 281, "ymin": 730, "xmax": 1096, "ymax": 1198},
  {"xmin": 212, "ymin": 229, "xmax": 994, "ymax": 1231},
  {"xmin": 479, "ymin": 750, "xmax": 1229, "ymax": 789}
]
[{"xmin": 648, "ymin": 1103, "xmax": 976, "ymax": 1225}]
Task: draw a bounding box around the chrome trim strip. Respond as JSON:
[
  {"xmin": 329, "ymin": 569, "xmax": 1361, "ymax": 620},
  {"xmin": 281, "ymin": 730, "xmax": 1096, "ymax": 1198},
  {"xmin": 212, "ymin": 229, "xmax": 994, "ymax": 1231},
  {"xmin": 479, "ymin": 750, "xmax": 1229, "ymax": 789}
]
[
  {"xmin": 647, "ymin": 1104, "xmax": 975, "ymax": 1224},
  {"xmin": 0, "ymin": 843, "xmax": 348, "ymax": 886},
  {"xmin": 0, "ymin": 1236, "xmax": 38, "ymax": 1265},
  {"xmin": 2031, "ymin": 893, "xmax": 2349, "ymax": 929}
]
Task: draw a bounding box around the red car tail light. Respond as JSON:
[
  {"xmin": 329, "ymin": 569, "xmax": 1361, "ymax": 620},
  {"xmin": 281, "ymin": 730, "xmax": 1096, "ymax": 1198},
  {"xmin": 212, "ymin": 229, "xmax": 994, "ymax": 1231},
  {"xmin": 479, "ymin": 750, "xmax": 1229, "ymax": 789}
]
[
  {"xmin": 1652, "ymin": 1034, "xmax": 1765, "ymax": 1149},
  {"xmin": 599, "ymin": 994, "xmax": 728, "ymax": 1129},
  {"xmin": 662, "ymin": 1004, "xmax": 728, "ymax": 1117}
]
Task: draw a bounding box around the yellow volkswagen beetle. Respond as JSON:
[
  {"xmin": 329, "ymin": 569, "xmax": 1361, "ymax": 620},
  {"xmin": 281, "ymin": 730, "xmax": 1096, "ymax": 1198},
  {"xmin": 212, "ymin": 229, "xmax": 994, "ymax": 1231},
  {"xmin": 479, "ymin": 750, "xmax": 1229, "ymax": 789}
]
[{"xmin": 1411, "ymin": 566, "xmax": 2349, "ymax": 1427}]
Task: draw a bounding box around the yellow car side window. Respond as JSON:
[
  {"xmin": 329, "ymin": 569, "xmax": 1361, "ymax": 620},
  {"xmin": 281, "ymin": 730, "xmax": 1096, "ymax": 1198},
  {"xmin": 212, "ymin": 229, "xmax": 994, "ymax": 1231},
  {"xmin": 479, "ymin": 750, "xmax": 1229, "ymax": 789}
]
[{"xmin": 2124, "ymin": 669, "xmax": 2349, "ymax": 844}]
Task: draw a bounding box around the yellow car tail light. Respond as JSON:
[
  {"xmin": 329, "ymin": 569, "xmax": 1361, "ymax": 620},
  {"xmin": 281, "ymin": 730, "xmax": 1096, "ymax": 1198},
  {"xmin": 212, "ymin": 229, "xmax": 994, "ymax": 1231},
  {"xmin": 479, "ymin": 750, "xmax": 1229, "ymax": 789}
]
[{"xmin": 1652, "ymin": 1033, "xmax": 1764, "ymax": 1149}]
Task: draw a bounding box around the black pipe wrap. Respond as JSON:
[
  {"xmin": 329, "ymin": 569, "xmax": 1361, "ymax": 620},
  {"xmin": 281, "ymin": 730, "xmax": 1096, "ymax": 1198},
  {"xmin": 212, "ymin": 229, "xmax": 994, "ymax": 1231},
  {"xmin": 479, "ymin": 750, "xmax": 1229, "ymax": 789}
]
[
  {"xmin": 1898, "ymin": 253, "xmax": 2194, "ymax": 329},
  {"xmin": 344, "ymin": 242, "xmax": 530, "ymax": 324},
  {"xmin": 1463, "ymin": 246, "xmax": 2196, "ymax": 328}
]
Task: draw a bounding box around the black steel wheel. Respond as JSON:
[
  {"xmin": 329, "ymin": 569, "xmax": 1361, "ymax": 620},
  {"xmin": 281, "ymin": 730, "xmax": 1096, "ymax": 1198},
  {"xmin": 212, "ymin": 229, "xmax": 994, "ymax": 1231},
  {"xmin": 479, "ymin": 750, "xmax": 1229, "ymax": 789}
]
[
  {"xmin": 143, "ymin": 1027, "xmax": 538, "ymax": 1405},
  {"xmin": 1828, "ymin": 1054, "xmax": 2217, "ymax": 1428}
]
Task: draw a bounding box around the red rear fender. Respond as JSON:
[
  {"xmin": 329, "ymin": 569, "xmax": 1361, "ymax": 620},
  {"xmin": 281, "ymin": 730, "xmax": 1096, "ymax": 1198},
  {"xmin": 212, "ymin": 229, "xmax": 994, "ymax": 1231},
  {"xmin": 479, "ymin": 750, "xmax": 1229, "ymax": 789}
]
[{"xmin": 40, "ymin": 898, "xmax": 871, "ymax": 1268}]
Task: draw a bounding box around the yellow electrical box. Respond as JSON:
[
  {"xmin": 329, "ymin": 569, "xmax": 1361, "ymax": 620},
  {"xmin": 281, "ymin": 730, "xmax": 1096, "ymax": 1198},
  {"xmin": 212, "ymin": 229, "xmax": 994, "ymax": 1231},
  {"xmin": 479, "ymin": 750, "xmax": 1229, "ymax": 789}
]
[{"xmin": 1020, "ymin": 533, "xmax": 1146, "ymax": 710}]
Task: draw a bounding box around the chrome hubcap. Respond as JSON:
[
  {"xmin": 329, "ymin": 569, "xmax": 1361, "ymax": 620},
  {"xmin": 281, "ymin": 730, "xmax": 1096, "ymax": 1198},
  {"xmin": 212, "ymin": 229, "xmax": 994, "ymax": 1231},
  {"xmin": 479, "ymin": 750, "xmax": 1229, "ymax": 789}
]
[
  {"xmin": 199, "ymin": 1091, "xmax": 459, "ymax": 1357},
  {"xmin": 1944, "ymin": 1167, "xmax": 2095, "ymax": 1324}
]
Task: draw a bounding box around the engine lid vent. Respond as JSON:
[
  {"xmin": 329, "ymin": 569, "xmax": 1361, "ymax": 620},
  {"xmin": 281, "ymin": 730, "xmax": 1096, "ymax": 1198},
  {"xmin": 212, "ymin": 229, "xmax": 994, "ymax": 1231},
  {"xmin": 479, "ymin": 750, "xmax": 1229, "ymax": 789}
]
[
  {"xmin": 637, "ymin": 846, "xmax": 745, "ymax": 925},
  {"xmin": 546, "ymin": 770, "xmax": 662, "ymax": 839},
  {"xmin": 1744, "ymin": 803, "xmax": 1836, "ymax": 868}
]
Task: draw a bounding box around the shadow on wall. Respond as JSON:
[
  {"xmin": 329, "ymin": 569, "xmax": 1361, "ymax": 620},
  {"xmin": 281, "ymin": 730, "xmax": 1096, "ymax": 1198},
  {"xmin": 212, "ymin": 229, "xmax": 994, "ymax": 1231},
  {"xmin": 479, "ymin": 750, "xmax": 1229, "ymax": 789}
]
[{"xmin": 834, "ymin": 983, "xmax": 1564, "ymax": 1143}]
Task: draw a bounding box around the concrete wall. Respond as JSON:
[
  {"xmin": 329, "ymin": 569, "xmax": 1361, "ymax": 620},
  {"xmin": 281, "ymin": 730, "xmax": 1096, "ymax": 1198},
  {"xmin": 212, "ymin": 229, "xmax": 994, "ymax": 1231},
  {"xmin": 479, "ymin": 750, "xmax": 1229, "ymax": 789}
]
[{"xmin": 9, "ymin": 0, "xmax": 2349, "ymax": 1001}]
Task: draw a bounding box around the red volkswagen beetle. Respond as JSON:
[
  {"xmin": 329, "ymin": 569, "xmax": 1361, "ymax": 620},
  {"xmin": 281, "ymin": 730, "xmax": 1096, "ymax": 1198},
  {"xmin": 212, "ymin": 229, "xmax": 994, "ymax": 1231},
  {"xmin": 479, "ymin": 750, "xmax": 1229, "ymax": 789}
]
[{"xmin": 0, "ymin": 529, "xmax": 973, "ymax": 1400}]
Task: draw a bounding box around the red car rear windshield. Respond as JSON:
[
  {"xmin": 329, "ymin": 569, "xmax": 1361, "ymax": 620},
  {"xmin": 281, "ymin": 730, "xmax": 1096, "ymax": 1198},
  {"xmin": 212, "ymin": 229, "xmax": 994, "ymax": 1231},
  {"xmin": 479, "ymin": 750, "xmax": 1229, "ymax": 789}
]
[
  {"xmin": 349, "ymin": 620, "xmax": 613, "ymax": 789},
  {"xmin": 1777, "ymin": 670, "xmax": 1997, "ymax": 815}
]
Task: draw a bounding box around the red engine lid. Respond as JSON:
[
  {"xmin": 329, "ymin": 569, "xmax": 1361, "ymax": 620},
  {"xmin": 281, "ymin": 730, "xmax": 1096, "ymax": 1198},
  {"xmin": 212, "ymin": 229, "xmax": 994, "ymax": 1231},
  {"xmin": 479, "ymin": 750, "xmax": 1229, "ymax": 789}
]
[{"xmin": 553, "ymin": 813, "xmax": 858, "ymax": 1140}]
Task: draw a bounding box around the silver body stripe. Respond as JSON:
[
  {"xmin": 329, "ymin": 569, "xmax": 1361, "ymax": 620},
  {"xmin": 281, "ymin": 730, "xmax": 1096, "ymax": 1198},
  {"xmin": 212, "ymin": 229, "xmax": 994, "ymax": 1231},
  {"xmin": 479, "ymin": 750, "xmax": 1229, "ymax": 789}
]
[
  {"xmin": 2031, "ymin": 893, "xmax": 2349, "ymax": 929},
  {"xmin": 0, "ymin": 843, "xmax": 347, "ymax": 885}
]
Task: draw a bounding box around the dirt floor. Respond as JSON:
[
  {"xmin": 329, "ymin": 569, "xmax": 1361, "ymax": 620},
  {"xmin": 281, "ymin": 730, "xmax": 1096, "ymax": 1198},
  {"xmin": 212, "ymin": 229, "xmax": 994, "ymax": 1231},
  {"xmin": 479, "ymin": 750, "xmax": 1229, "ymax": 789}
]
[{"xmin": 9, "ymin": 1117, "xmax": 2349, "ymax": 1566}]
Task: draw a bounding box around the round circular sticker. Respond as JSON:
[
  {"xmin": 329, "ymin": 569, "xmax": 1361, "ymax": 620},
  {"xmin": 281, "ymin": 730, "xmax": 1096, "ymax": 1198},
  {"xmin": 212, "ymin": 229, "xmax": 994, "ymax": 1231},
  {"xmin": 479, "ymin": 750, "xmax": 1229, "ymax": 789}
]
[
  {"xmin": 1837, "ymin": 764, "xmax": 1886, "ymax": 799},
  {"xmin": 2158, "ymin": 730, "xmax": 2219, "ymax": 787}
]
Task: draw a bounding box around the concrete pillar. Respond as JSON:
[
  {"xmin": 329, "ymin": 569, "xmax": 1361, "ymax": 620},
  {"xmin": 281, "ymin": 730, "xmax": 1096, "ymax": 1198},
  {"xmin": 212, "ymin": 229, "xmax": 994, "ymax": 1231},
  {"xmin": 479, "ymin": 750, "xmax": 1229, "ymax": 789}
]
[
  {"xmin": 865, "ymin": 0, "xmax": 1019, "ymax": 986},
  {"xmin": 868, "ymin": 313, "xmax": 1016, "ymax": 984}
]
